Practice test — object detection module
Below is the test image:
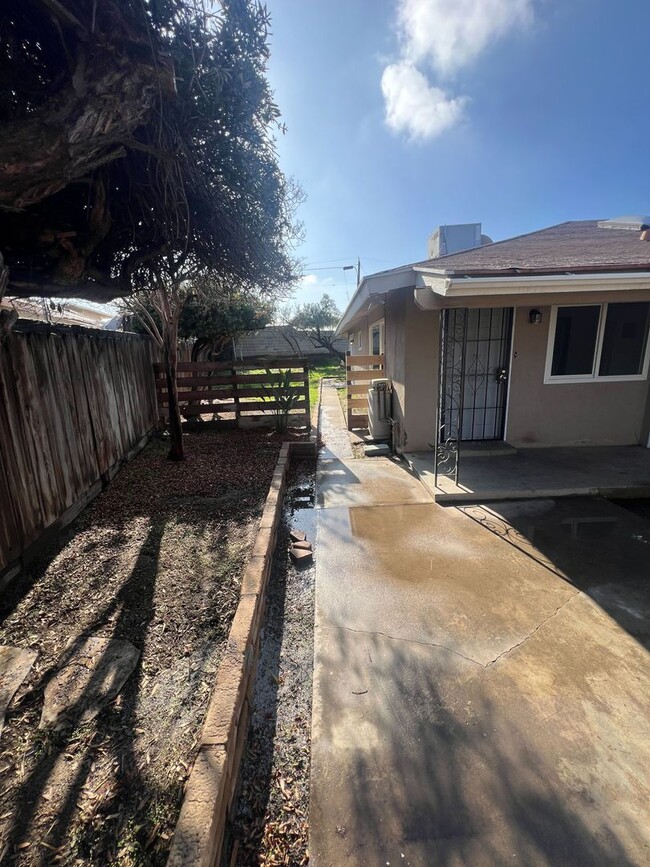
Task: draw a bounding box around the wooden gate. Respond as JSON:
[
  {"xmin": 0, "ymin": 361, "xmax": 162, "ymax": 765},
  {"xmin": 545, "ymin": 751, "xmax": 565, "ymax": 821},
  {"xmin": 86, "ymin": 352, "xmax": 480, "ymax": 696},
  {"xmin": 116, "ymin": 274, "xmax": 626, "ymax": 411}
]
[
  {"xmin": 154, "ymin": 357, "xmax": 310, "ymax": 428},
  {"xmin": 346, "ymin": 352, "xmax": 385, "ymax": 430}
]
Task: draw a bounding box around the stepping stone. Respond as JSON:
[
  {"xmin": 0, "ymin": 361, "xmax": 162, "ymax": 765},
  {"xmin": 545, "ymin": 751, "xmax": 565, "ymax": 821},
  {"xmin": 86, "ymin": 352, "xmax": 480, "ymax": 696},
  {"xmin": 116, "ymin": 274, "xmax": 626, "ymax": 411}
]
[
  {"xmin": 40, "ymin": 637, "xmax": 139, "ymax": 731},
  {"xmin": 291, "ymin": 540, "xmax": 313, "ymax": 551},
  {"xmin": 0, "ymin": 646, "xmax": 37, "ymax": 738},
  {"xmin": 290, "ymin": 529, "xmax": 307, "ymax": 543},
  {"xmin": 364, "ymin": 443, "xmax": 391, "ymax": 457},
  {"xmin": 290, "ymin": 547, "xmax": 313, "ymax": 565}
]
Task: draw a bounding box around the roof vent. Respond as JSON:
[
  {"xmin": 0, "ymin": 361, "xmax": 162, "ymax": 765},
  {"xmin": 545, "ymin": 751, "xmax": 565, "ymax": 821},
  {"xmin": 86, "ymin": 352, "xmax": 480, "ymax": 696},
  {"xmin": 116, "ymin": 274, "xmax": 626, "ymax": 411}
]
[{"xmin": 597, "ymin": 215, "xmax": 650, "ymax": 230}]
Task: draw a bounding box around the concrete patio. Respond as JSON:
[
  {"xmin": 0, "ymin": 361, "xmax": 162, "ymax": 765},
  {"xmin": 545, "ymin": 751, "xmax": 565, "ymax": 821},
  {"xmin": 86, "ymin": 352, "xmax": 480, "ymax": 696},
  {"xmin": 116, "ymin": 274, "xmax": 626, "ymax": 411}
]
[
  {"xmin": 310, "ymin": 384, "xmax": 650, "ymax": 866},
  {"xmin": 406, "ymin": 445, "xmax": 650, "ymax": 503}
]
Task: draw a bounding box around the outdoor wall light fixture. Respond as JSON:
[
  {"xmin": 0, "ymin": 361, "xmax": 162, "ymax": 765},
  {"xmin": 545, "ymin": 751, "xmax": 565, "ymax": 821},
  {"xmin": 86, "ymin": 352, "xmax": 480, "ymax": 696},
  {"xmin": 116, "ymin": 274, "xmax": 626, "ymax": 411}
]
[{"xmin": 529, "ymin": 309, "xmax": 542, "ymax": 325}]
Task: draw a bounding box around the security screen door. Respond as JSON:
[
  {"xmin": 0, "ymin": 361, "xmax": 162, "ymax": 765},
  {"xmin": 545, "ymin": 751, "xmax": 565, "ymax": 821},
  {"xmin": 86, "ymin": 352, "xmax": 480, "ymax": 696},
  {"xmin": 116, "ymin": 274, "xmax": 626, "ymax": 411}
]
[{"xmin": 461, "ymin": 307, "xmax": 513, "ymax": 440}]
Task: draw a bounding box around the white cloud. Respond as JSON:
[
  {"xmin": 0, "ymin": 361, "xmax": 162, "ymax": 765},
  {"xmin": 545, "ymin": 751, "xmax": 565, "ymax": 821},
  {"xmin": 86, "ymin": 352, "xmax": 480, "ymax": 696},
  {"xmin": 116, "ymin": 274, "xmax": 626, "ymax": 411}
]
[
  {"xmin": 398, "ymin": 0, "xmax": 534, "ymax": 77},
  {"xmin": 382, "ymin": 0, "xmax": 534, "ymax": 141},
  {"xmin": 381, "ymin": 61, "xmax": 467, "ymax": 141},
  {"xmin": 302, "ymin": 274, "xmax": 319, "ymax": 285}
]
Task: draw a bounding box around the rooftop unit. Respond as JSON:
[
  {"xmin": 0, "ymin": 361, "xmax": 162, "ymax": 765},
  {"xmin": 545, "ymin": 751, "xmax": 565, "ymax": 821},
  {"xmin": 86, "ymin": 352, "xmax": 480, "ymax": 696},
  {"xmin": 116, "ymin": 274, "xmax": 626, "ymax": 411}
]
[{"xmin": 427, "ymin": 223, "xmax": 492, "ymax": 259}]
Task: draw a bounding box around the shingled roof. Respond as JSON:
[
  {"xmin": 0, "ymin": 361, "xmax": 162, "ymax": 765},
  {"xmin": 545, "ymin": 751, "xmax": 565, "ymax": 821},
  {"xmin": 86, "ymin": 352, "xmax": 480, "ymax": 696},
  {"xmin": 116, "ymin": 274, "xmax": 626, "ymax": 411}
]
[{"xmin": 416, "ymin": 220, "xmax": 650, "ymax": 277}]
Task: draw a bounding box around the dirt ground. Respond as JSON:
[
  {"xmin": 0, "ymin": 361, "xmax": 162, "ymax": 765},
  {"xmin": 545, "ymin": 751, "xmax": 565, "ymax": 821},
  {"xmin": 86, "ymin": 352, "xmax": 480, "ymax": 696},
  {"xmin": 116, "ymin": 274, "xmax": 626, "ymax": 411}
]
[
  {"xmin": 232, "ymin": 460, "xmax": 316, "ymax": 867},
  {"xmin": 0, "ymin": 430, "xmax": 289, "ymax": 866}
]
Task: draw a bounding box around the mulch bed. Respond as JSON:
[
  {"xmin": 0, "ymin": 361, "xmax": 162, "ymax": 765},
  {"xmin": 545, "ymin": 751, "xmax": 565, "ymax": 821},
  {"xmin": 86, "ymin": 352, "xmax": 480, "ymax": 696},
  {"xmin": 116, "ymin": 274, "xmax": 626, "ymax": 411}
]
[
  {"xmin": 232, "ymin": 459, "xmax": 316, "ymax": 867},
  {"xmin": 0, "ymin": 430, "xmax": 294, "ymax": 866}
]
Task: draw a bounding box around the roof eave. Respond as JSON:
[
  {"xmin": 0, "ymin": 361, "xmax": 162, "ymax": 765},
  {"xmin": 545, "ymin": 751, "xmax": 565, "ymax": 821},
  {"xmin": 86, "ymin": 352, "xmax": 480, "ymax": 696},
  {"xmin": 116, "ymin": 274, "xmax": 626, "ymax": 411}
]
[
  {"xmin": 417, "ymin": 269, "xmax": 650, "ymax": 298},
  {"xmin": 335, "ymin": 265, "xmax": 416, "ymax": 334}
]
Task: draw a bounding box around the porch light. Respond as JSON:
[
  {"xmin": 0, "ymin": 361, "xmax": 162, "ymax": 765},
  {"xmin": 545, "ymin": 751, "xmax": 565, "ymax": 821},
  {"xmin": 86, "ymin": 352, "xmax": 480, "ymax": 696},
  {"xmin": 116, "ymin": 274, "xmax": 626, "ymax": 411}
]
[{"xmin": 529, "ymin": 309, "xmax": 542, "ymax": 325}]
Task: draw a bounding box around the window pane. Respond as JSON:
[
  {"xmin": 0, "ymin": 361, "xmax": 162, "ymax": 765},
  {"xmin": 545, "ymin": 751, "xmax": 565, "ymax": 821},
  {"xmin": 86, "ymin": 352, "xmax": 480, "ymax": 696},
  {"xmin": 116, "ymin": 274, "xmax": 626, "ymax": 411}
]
[
  {"xmin": 371, "ymin": 325, "xmax": 381, "ymax": 354},
  {"xmin": 551, "ymin": 306, "xmax": 600, "ymax": 376},
  {"xmin": 599, "ymin": 302, "xmax": 650, "ymax": 376}
]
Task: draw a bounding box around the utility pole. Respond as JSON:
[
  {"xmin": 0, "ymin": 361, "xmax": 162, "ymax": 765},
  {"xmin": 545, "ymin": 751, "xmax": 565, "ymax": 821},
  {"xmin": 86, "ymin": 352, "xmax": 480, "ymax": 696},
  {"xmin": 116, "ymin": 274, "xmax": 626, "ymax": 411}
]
[{"xmin": 343, "ymin": 258, "xmax": 362, "ymax": 286}]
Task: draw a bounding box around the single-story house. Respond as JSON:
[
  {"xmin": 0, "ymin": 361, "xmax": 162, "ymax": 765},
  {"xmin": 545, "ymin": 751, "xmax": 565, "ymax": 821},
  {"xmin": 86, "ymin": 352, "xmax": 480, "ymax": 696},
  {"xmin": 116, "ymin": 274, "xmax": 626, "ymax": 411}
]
[{"xmin": 337, "ymin": 217, "xmax": 650, "ymax": 482}]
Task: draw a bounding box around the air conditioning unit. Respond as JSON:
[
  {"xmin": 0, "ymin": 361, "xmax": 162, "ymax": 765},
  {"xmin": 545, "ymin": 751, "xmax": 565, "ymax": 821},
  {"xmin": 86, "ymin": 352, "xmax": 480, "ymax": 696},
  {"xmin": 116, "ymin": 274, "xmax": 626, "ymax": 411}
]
[{"xmin": 367, "ymin": 378, "xmax": 391, "ymax": 440}]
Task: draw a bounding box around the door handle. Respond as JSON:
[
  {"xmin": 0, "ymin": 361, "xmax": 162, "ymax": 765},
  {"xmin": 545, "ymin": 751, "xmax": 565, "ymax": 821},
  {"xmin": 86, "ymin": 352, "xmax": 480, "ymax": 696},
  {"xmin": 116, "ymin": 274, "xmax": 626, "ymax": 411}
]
[{"xmin": 495, "ymin": 367, "xmax": 508, "ymax": 383}]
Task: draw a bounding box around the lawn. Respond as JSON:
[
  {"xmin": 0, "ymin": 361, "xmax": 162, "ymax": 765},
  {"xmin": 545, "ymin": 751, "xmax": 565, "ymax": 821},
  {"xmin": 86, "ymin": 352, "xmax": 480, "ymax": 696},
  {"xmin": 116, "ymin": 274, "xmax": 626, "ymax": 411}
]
[
  {"xmin": 0, "ymin": 430, "xmax": 285, "ymax": 867},
  {"xmin": 307, "ymin": 358, "xmax": 345, "ymax": 412}
]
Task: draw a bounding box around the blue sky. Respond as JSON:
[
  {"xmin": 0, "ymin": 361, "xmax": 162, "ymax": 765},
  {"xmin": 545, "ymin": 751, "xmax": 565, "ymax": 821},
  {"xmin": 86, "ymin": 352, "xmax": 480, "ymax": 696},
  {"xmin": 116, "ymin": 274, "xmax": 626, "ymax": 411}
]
[{"xmin": 265, "ymin": 0, "xmax": 650, "ymax": 312}]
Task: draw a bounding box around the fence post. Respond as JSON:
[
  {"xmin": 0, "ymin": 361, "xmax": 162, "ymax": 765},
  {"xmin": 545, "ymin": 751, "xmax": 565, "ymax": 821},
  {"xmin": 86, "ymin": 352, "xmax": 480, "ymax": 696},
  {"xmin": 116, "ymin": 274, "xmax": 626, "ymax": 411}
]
[
  {"xmin": 303, "ymin": 361, "xmax": 311, "ymax": 431},
  {"xmin": 231, "ymin": 364, "xmax": 241, "ymax": 427},
  {"xmin": 346, "ymin": 351, "xmax": 352, "ymax": 430}
]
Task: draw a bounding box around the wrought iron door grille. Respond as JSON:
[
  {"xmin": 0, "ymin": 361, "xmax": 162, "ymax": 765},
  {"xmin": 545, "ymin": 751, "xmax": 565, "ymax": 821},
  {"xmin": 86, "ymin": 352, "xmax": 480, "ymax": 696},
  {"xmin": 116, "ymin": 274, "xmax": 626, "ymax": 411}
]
[
  {"xmin": 435, "ymin": 307, "xmax": 513, "ymax": 484},
  {"xmin": 461, "ymin": 307, "xmax": 513, "ymax": 442}
]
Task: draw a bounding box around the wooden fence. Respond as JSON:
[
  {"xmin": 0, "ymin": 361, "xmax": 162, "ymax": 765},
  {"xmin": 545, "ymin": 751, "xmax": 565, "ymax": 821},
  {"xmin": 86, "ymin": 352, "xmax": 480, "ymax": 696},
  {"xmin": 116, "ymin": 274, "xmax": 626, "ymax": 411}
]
[
  {"xmin": 0, "ymin": 322, "xmax": 158, "ymax": 578},
  {"xmin": 346, "ymin": 352, "xmax": 385, "ymax": 430},
  {"xmin": 154, "ymin": 357, "xmax": 310, "ymax": 429}
]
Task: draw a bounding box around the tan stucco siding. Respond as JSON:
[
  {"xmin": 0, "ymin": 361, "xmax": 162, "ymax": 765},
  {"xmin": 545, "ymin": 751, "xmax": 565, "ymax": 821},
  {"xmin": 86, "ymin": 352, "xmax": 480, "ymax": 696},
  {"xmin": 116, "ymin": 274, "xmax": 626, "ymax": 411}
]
[
  {"xmin": 403, "ymin": 301, "xmax": 439, "ymax": 452},
  {"xmin": 346, "ymin": 318, "xmax": 370, "ymax": 356},
  {"xmin": 384, "ymin": 292, "xmax": 407, "ymax": 449},
  {"xmin": 506, "ymin": 305, "xmax": 650, "ymax": 447}
]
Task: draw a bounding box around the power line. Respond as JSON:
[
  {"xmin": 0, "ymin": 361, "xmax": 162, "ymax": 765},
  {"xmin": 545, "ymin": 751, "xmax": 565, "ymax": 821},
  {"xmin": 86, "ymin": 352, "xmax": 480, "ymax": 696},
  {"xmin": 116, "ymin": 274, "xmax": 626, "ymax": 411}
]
[{"xmin": 304, "ymin": 257, "xmax": 356, "ymax": 266}]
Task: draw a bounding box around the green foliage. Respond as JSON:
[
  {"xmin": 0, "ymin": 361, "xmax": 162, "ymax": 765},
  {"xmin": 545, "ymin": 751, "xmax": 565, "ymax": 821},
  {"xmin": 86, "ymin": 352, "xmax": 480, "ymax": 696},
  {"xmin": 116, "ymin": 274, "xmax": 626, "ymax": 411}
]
[
  {"xmin": 288, "ymin": 294, "xmax": 344, "ymax": 360},
  {"xmin": 183, "ymin": 293, "xmax": 274, "ymax": 360},
  {"xmin": 290, "ymin": 294, "xmax": 341, "ymax": 332},
  {"xmin": 129, "ymin": 289, "xmax": 273, "ymax": 359},
  {"xmin": 263, "ymin": 368, "xmax": 301, "ymax": 433},
  {"xmin": 307, "ymin": 359, "xmax": 344, "ymax": 409},
  {"xmin": 1, "ymin": 0, "xmax": 303, "ymax": 299}
]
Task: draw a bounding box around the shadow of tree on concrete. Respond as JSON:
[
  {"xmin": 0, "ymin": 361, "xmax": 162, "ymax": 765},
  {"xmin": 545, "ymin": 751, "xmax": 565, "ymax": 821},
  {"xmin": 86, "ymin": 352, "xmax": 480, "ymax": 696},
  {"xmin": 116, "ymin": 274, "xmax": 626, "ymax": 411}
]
[{"xmin": 312, "ymin": 620, "xmax": 645, "ymax": 866}]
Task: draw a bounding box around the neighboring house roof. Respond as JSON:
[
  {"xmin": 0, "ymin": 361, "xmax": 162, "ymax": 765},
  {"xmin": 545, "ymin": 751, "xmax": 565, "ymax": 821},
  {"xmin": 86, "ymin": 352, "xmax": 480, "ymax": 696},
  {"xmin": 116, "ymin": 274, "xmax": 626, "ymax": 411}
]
[
  {"xmin": 337, "ymin": 218, "xmax": 650, "ymax": 333},
  {"xmin": 1, "ymin": 297, "xmax": 116, "ymax": 328}
]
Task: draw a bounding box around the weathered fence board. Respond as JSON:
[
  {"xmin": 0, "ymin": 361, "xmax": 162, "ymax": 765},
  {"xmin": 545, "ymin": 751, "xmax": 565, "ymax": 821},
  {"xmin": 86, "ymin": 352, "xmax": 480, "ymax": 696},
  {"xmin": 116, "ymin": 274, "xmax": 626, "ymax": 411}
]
[
  {"xmin": 0, "ymin": 323, "xmax": 158, "ymax": 576},
  {"xmin": 154, "ymin": 358, "xmax": 311, "ymax": 427}
]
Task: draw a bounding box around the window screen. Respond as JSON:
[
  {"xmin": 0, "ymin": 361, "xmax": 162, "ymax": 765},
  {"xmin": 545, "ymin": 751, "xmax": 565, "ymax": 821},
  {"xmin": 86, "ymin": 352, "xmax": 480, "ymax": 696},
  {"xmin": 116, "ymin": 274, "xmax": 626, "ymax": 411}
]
[
  {"xmin": 599, "ymin": 302, "xmax": 650, "ymax": 376},
  {"xmin": 551, "ymin": 306, "xmax": 600, "ymax": 376}
]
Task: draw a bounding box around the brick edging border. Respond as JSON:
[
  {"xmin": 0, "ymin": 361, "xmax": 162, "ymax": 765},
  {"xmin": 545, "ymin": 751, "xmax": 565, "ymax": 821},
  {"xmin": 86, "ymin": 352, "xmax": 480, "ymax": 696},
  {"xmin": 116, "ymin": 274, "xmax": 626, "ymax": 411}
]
[{"xmin": 167, "ymin": 431, "xmax": 317, "ymax": 867}]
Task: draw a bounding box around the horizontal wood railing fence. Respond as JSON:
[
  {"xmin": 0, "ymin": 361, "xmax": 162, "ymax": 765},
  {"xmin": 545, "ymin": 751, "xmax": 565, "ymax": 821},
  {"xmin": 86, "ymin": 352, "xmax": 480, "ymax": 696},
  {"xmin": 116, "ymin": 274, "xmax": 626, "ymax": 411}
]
[
  {"xmin": 346, "ymin": 352, "xmax": 385, "ymax": 430},
  {"xmin": 154, "ymin": 357, "xmax": 311, "ymax": 428},
  {"xmin": 0, "ymin": 322, "xmax": 159, "ymax": 578}
]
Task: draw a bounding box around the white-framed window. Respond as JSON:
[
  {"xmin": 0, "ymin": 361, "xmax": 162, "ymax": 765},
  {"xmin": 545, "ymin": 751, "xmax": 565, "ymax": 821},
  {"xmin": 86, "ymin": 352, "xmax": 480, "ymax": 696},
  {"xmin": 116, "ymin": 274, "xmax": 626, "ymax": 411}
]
[
  {"xmin": 357, "ymin": 330, "xmax": 362, "ymax": 350},
  {"xmin": 369, "ymin": 319, "xmax": 384, "ymax": 356},
  {"xmin": 544, "ymin": 302, "xmax": 650, "ymax": 383}
]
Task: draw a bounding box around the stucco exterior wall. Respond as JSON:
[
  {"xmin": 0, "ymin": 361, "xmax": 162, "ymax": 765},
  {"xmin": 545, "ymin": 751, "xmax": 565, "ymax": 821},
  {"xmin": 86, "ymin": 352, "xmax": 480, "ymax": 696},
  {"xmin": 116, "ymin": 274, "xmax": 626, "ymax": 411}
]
[
  {"xmin": 403, "ymin": 299, "xmax": 439, "ymax": 452},
  {"xmin": 350, "ymin": 289, "xmax": 650, "ymax": 450},
  {"xmin": 346, "ymin": 319, "xmax": 370, "ymax": 356},
  {"xmin": 505, "ymin": 305, "xmax": 650, "ymax": 447},
  {"xmin": 384, "ymin": 292, "xmax": 407, "ymax": 450}
]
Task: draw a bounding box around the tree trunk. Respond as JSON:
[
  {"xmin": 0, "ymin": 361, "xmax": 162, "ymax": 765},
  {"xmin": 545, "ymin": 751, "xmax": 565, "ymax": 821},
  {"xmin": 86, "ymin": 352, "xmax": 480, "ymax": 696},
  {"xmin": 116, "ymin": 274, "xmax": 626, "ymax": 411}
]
[{"xmin": 164, "ymin": 325, "xmax": 184, "ymax": 461}]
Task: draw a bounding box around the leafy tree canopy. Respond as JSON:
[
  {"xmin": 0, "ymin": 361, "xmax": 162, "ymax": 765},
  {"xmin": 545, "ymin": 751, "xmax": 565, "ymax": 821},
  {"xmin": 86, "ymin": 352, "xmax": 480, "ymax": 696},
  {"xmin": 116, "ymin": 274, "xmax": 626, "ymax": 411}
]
[
  {"xmin": 290, "ymin": 294, "xmax": 341, "ymax": 331},
  {"xmin": 287, "ymin": 293, "xmax": 343, "ymax": 360},
  {"xmin": 0, "ymin": 0, "xmax": 301, "ymax": 302},
  {"xmin": 128, "ymin": 286, "xmax": 274, "ymax": 361}
]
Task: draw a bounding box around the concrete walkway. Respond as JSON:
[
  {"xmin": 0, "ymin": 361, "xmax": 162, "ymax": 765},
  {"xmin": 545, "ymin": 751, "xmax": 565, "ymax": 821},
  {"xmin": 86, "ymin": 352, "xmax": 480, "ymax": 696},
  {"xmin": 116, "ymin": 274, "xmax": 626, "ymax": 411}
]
[{"xmin": 309, "ymin": 383, "xmax": 650, "ymax": 866}]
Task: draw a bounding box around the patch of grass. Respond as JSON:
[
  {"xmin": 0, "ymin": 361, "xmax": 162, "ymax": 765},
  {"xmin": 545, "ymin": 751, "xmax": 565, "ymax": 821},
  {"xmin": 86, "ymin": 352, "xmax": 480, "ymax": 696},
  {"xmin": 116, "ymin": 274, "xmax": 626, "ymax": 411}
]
[{"xmin": 307, "ymin": 359, "xmax": 345, "ymax": 410}]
